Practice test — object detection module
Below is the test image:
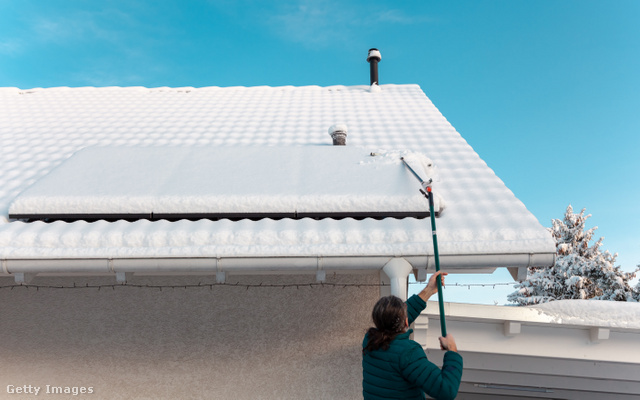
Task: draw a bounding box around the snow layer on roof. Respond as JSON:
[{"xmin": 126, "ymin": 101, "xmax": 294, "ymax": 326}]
[
  {"xmin": 8, "ymin": 146, "xmax": 440, "ymax": 216},
  {"xmin": 0, "ymin": 217, "xmax": 554, "ymax": 259},
  {"xmin": 0, "ymin": 85, "xmax": 555, "ymax": 262},
  {"xmin": 529, "ymin": 300, "xmax": 640, "ymax": 329}
]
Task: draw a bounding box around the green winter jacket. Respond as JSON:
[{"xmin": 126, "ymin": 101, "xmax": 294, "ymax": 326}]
[{"xmin": 362, "ymin": 295, "xmax": 463, "ymax": 400}]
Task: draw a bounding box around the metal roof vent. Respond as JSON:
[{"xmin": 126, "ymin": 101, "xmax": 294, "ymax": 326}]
[
  {"xmin": 367, "ymin": 48, "xmax": 382, "ymax": 86},
  {"xmin": 329, "ymin": 124, "xmax": 348, "ymax": 146}
]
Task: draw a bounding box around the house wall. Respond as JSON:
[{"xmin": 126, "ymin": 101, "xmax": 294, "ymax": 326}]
[{"xmin": 0, "ymin": 273, "xmax": 380, "ymax": 400}]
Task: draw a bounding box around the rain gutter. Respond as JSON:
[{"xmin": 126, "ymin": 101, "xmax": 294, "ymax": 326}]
[{"xmin": 2, "ymin": 253, "xmax": 555, "ymax": 283}]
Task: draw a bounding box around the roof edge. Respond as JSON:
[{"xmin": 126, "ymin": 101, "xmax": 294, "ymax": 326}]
[
  {"xmin": 1, "ymin": 83, "xmax": 421, "ymax": 93},
  {"xmin": 1, "ymin": 252, "xmax": 554, "ymax": 276}
]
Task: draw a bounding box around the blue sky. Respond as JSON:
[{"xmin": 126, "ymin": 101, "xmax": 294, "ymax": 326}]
[{"xmin": 1, "ymin": 0, "xmax": 638, "ymax": 303}]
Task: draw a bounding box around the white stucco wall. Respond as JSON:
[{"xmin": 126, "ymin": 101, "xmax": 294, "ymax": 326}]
[{"xmin": 0, "ymin": 273, "xmax": 379, "ymax": 399}]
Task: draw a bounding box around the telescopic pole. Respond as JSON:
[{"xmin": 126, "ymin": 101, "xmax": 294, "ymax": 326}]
[
  {"xmin": 425, "ymin": 186, "xmax": 447, "ymax": 337},
  {"xmin": 401, "ymin": 158, "xmax": 447, "ymax": 337}
]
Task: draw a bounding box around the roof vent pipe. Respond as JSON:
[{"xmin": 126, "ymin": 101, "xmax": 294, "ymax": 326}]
[
  {"xmin": 367, "ymin": 48, "xmax": 382, "ymax": 86},
  {"xmin": 328, "ymin": 124, "xmax": 348, "ymax": 146}
]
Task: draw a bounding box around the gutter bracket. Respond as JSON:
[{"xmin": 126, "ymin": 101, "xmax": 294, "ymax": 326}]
[
  {"xmin": 508, "ymin": 266, "xmax": 528, "ymax": 282},
  {"xmin": 503, "ymin": 321, "xmax": 522, "ymax": 336},
  {"xmin": 316, "ymin": 257, "xmax": 326, "ymax": 282},
  {"xmin": 14, "ymin": 272, "xmax": 36, "ymax": 284},
  {"xmin": 415, "ymin": 268, "xmax": 428, "ymax": 282},
  {"xmin": 115, "ymin": 272, "xmax": 132, "ymax": 284},
  {"xmin": 216, "ymin": 258, "xmax": 225, "ymax": 283},
  {"xmin": 590, "ymin": 327, "xmax": 610, "ymax": 342}
]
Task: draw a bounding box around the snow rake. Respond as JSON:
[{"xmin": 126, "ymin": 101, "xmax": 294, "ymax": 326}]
[{"xmin": 401, "ymin": 157, "xmax": 447, "ymax": 337}]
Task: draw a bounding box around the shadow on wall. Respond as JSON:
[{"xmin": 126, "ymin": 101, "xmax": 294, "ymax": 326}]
[{"xmin": 0, "ymin": 273, "xmax": 379, "ymax": 400}]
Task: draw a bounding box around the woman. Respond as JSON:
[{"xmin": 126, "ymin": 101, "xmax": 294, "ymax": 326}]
[{"xmin": 362, "ymin": 271, "xmax": 463, "ymax": 400}]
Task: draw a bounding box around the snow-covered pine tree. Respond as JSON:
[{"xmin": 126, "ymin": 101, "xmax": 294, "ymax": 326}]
[{"xmin": 508, "ymin": 205, "xmax": 640, "ymax": 305}]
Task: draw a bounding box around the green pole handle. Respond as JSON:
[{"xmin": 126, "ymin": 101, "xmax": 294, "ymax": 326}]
[
  {"xmin": 427, "ymin": 186, "xmax": 447, "ymax": 337},
  {"xmin": 400, "ymin": 157, "xmax": 447, "ymax": 337}
]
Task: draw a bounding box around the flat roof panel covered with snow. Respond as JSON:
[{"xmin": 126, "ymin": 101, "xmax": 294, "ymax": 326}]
[
  {"xmin": 0, "ymin": 85, "xmax": 555, "ymax": 273},
  {"xmin": 8, "ymin": 146, "xmax": 438, "ymax": 220}
]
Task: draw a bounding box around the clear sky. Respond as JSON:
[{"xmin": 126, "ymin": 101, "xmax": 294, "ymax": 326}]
[{"xmin": 1, "ymin": 0, "xmax": 638, "ymax": 304}]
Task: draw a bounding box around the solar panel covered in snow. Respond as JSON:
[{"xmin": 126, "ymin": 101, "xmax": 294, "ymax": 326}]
[{"xmin": 8, "ymin": 146, "xmax": 440, "ymax": 222}]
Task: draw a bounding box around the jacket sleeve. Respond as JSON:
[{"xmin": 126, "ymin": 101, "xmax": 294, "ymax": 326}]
[
  {"xmin": 400, "ymin": 343, "xmax": 463, "ymax": 400},
  {"xmin": 405, "ymin": 294, "xmax": 427, "ymax": 325}
]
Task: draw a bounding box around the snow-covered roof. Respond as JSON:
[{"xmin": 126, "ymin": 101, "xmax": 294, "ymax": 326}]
[
  {"xmin": 8, "ymin": 146, "xmax": 440, "ymax": 219},
  {"xmin": 529, "ymin": 299, "xmax": 640, "ymax": 329},
  {"xmin": 426, "ymin": 299, "xmax": 640, "ymax": 330},
  {"xmin": 0, "ymin": 84, "xmax": 555, "ymax": 276}
]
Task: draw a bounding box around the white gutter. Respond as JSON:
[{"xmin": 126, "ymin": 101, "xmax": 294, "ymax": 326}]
[{"xmin": 2, "ymin": 253, "xmax": 554, "ymax": 283}]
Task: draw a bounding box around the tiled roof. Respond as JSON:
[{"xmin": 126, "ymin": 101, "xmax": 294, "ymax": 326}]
[{"xmin": 0, "ymin": 85, "xmax": 554, "ymax": 272}]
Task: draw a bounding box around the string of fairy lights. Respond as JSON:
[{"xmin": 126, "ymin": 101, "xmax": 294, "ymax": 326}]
[{"xmin": 0, "ymin": 281, "xmax": 517, "ymax": 291}]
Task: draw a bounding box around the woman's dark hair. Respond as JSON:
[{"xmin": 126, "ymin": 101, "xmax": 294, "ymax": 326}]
[{"xmin": 363, "ymin": 295, "xmax": 407, "ymax": 354}]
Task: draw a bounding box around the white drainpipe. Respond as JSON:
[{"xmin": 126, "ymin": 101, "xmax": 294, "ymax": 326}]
[{"xmin": 382, "ymin": 258, "xmax": 413, "ymax": 301}]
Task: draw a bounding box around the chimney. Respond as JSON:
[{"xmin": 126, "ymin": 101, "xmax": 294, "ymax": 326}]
[
  {"xmin": 329, "ymin": 124, "xmax": 348, "ymax": 146},
  {"xmin": 367, "ymin": 48, "xmax": 382, "ymax": 86}
]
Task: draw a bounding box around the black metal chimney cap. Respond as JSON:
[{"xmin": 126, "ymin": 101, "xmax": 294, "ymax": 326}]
[{"xmin": 367, "ymin": 48, "xmax": 381, "ymax": 62}]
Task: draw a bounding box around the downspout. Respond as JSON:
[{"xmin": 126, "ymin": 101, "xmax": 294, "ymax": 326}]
[{"xmin": 382, "ymin": 258, "xmax": 413, "ymax": 301}]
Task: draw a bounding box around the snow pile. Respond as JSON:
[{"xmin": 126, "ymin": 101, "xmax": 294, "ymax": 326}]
[
  {"xmin": 360, "ymin": 149, "xmax": 444, "ymax": 212},
  {"xmin": 362, "ymin": 149, "xmax": 434, "ymax": 177},
  {"xmin": 529, "ymin": 299, "xmax": 640, "ymax": 329},
  {"xmin": 8, "ymin": 146, "xmax": 439, "ymax": 216}
]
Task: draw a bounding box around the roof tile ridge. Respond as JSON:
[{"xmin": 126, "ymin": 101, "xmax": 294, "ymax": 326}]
[{"xmin": 2, "ymin": 83, "xmax": 424, "ymax": 94}]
